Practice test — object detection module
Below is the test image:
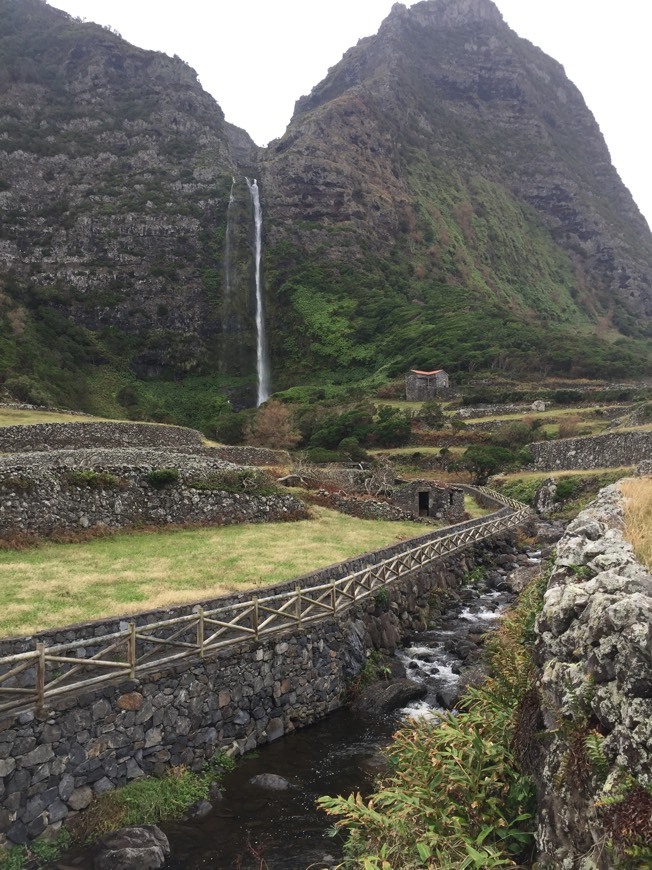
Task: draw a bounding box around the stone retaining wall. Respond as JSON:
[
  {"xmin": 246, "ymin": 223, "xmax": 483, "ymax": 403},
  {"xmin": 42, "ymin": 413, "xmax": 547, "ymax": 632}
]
[
  {"xmin": 0, "ymin": 450, "xmax": 306, "ymax": 537},
  {"xmin": 204, "ymin": 446, "xmax": 291, "ymax": 467},
  {"xmin": 0, "ymin": 535, "xmax": 513, "ymax": 845},
  {"xmin": 0, "ymin": 423, "xmax": 203, "ymax": 454},
  {"xmin": 528, "ymin": 429, "xmax": 651, "ymax": 471},
  {"xmin": 534, "ymin": 483, "xmax": 652, "ymax": 867}
]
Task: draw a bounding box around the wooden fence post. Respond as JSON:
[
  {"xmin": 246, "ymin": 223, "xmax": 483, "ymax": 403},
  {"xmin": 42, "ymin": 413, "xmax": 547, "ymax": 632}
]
[
  {"xmin": 295, "ymin": 584, "xmax": 302, "ymax": 628},
  {"xmin": 197, "ymin": 608, "xmax": 205, "ymax": 659},
  {"xmin": 331, "ymin": 582, "xmax": 337, "ymax": 614},
  {"xmin": 128, "ymin": 622, "xmax": 136, "ymax": 679},
  {"xmin": 36, "ymin": 642, "xmax": 45, "ymax": 709},
  {"xmin": 252, "ymin": 597, "xmax": 259, "ymax": 640}
]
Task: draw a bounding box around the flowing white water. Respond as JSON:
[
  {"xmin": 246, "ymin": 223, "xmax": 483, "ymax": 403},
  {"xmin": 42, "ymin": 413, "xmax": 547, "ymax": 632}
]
[{"xmin": 246, "ymin": 177, "xmax": 270, "ymax": 405}]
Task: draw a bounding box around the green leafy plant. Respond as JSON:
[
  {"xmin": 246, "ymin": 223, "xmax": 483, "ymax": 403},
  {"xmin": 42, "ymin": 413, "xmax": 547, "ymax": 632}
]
[
  {"xmin": 320, "ymin": 573, "xmax": 548, "ymax": 867},
  {"xmin": 146, "ymin": 468, "xmax": 179, "ymax": 489}
]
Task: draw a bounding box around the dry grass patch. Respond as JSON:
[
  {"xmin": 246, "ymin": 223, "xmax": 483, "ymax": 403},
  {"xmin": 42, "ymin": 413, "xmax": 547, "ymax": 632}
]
[
  {"xmin": 0, "ymin": 409, "xmax": 109, "ymax": 426},
  {"xmin": 0, "ymin": 507, "xmax": 423, "ymax": 637},
  {"xmin": 620, "ymin": 477, "xmax": 652, "ymax": 569}
]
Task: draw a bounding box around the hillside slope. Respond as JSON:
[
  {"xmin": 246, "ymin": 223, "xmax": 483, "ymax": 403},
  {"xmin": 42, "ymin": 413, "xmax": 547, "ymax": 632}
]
[{"xmin": 260, "ymin": 0, "xmax": 652, "ymax": 381}]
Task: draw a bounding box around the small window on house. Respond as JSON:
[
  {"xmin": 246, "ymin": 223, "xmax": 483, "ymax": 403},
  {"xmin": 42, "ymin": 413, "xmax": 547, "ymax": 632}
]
[{"xmin": 418, "ymin": 491, "xmax": 430, "ymax": 516}]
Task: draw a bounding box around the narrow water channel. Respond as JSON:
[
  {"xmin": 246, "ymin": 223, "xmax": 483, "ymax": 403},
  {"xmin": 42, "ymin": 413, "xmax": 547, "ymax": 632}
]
[{"xmin": 162, "ymin": 567, "xmax": 533, "ymax": 870}]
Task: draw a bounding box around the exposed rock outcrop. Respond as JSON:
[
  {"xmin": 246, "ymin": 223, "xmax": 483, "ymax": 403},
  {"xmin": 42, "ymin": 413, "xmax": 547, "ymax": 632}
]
[{"xmin": 534, "ymin": 482, "xmax": 652, "ymax": 868}]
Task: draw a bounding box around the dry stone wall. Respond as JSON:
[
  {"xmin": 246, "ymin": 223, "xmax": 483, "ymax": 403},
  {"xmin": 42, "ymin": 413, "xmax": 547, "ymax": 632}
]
[
  {"xmin": 529, "ymin": 430, "xmax": 652, "ymax": 471},
  {"xmin": 0, "ymin": 423, "xmax": 203, "ymax": 454},
  {"xmin": 0, "ymin": 449, "xmax": 306, "ymax": 537},
  {"xmin": 534, "ymin": 482, "xmax": 652, "ymax": 868}
]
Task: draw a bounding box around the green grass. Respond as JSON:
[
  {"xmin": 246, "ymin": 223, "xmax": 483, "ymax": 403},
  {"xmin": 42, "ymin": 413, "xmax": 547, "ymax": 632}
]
[{"xmin": 0, "ymin": 507, "xmax": 423, "ymax": 637}]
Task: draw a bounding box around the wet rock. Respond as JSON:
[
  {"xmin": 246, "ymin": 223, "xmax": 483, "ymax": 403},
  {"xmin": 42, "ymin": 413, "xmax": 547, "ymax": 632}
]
[
  {"xmin": 352, "ymin": 679, "xmax": 427, "ymax": 718},
  {"xmin": 249, "ymin": 773, "xmax": 291, "ymax": 790},
  {"xmin": 188, "ymin": 799, "xmax": 212, "ymax": 819},
  {"xmin": 93, "ymin": 825, "xmax": 170, "ymax": 870}
]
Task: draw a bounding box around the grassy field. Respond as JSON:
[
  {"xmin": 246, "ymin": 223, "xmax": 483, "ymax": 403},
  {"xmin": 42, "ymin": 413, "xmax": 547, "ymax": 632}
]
[
  {"xmin": 0, "ymin": 508, "xmax": 425, "ymax": 638},
  {"xmin": 621, "ymin": 477, "xmax": 652, "ymax": 569},
  {"xmin": 0, "ymin": 409, "xmax": 109, "ymax": 426}
]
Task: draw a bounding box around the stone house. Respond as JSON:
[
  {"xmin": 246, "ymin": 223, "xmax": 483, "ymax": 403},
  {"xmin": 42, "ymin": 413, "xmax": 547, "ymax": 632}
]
[
  {"xmin": 391, "ymin": 479, "xmax": 465, "ymax": 521},
  {"xmin": 405, "ymin": 369, "xmax": 449, "ymax": 401}
]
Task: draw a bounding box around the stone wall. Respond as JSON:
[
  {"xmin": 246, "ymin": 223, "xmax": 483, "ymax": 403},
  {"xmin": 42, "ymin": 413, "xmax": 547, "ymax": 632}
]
[
  {"xmin": 0, "ymin": 422, "xmax": 203, "ymax": 454},
  {"xmin": 0, "ymin": 534, "xmax": 513, "ymax": 845},
  {"xmin": 0, "ymin": 449, "xmax": 306, "ymax": 537},
  {"xmin": 456, "ymin": 403, "xmax": 547, "ymax": 418},
  {"xmin": 533, "ymin": 483, "xmax": 652, "ymax": 868},
  {"xmin": 392, "ymin": 480, "xmax": 465, "ymax": 521},
  {"xmin": 528, "ymin": 430, "xmax": 652, "ymax": 471},
  {"xmin": 203, "ymin": 446, "xmax": 291, "ymax": 467}
]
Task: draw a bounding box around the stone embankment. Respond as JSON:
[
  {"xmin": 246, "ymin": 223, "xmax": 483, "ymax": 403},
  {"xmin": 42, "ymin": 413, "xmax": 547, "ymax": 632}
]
[
  {"xmin": 534, "ymin": 482, "xmax": 652, "ymax": 868},
  {"xmin": 0, "ymin": 449, "xmax": 306, "ymax": 537},
  {"xmin": 529, "ymin": 429, "xmax": 652, "ymax": 471}
]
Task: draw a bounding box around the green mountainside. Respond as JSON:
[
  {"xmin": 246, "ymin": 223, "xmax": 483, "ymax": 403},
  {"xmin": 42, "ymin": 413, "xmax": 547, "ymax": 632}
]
[{"xmin": 0, "ymin": 0, "xmax": 651, "ymax": 425}]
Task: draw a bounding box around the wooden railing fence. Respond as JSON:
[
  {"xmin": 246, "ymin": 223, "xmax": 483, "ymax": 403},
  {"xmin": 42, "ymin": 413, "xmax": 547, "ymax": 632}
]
[{"xmin": 0, "ymin": 487, "xmax": 530, "ymax": 714}]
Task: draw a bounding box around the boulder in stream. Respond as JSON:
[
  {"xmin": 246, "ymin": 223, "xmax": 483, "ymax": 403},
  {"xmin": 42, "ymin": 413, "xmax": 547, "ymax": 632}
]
[
  {"xmin": 352, "ymin": 678, "xmax": 427, "ymax": 718},
  {"xmin": 93, "ymin": 825, "xmax": 169, "ymax": 870},
  {"xmin": 249, "ymin": 773, "xmax": 291, "ymax": 790}
]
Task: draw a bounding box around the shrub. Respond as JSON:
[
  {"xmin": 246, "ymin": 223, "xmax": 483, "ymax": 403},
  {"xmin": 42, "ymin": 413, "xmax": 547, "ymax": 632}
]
[
  {"xmin": 319, "ymin": 574, "xmax": 548, "ymax": 868},
  {"xmin": 463, "ymin": 445, "xmax": 514, "ymax": 484},
  {"xmin": 558, "ymin": 416, "xmax": 582, "ymax": 439},
  {"xmin": 337, "ymin": 436, "xmax": 369, "ymax": 462},
  {"xmin": 306, "ymin": 447, "xmax": 341, "ymax": 464},
  {"xmin": 553, "ymin": 390, "xmax": 583, "ymax": 405},
  {"xmin": 416, "ymin": 400, "xmax": 445, "ymax": 427},
  {"xmin": 244, "ymin": 400, "xmax": 302, "ymax": 450},
  {"xmin": 64, "ymin": 470, "xmax": 125, "ymax": 490},
  {"xmin": 146, "ymin": 468, "xmax": 179, "ymax": 489}
]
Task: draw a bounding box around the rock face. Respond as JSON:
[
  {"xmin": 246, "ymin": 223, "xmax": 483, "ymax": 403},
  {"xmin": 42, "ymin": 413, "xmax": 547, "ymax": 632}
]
[
  {"xmin": 534, "ymin": 482, "xmax": 652, "ymax": 868},
  {"xmin": 1, "ymin": 0, "xmax": 651, "ymax": 410}
]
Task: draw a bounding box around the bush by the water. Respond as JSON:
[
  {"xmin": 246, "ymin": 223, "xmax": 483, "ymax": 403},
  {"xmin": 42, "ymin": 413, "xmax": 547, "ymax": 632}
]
[{"xmin": 319, "ymin": 574, "xmax": 547, "ymax": 868}]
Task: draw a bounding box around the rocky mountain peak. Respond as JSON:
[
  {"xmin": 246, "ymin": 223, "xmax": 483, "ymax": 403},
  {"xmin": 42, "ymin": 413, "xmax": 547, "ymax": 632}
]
[{"xmin": 385, "ymin": 0, "xmax": 504, "ymax": 31}]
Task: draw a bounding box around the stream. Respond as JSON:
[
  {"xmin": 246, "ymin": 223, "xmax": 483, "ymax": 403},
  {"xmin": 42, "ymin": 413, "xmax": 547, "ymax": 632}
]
[{"xmin": 162, "ymin": 561, "xmax": 539, "ymax": 869}]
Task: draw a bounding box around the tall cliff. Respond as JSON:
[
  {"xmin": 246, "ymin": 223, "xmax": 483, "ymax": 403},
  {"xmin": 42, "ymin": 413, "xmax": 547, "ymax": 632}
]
[
  {"xmin": 0, "ymin": 0, "xmax": 260, "ymax": 408},
  {"xmin": 260, "ymin": 0, "xmax": 652, "ymax": 382},
  {"xmin": 1, "ymin": 0, "xmax": 652, "ymax": 419}
]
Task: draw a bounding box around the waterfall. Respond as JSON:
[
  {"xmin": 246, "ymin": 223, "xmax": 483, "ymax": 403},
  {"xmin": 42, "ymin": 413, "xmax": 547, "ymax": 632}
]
[{"xmin": 246, "ymin": 177, "xmax": 270, "ymax": 405}]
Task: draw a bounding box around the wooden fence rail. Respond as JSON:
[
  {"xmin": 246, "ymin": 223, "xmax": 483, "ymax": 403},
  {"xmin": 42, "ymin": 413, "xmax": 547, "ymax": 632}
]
[{"xmin": 0, "ymin": 486, "xmax": 530, "ymax": 714}]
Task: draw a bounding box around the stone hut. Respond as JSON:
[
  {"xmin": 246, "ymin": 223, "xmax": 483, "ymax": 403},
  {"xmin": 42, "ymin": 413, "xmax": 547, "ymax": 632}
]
[
  {"xmin": 391, "ymin": 480, "xmax": 465, "ymax": 521},
  {"xmin": 405, "ymin": 369, "xmax": 449, "ymax": 401}
]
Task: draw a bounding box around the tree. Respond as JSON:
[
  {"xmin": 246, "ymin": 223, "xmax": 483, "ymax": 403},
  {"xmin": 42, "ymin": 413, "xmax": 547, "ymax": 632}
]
[
  {"xmin": 245, "ymin": 400, "xmax": 302, "ymax": 450},
  {"xmin": 417, "ymin": 400, "xmax": 445, "ymax": 428},
  {"xmin": 463, "ymin": 445, "xmax": 514, "ymax": 485}
]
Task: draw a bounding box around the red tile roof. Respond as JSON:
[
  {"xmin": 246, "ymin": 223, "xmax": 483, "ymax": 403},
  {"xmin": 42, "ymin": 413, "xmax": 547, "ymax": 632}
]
[{"xmin": 410, "ymin": 369, "xmax": 444, "ymax": 375}]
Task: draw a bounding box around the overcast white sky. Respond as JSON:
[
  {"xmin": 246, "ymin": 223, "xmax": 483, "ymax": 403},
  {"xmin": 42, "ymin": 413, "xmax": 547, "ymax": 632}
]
[{"xmin": 46, "ymin": 0, "xmax": 652, "ymax": 227}]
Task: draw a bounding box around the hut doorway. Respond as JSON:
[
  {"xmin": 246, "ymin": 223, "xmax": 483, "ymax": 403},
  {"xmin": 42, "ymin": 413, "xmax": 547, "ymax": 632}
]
[{"xmin": 418, "ymin": 491, "xmax": 430, "ymax": 516}]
